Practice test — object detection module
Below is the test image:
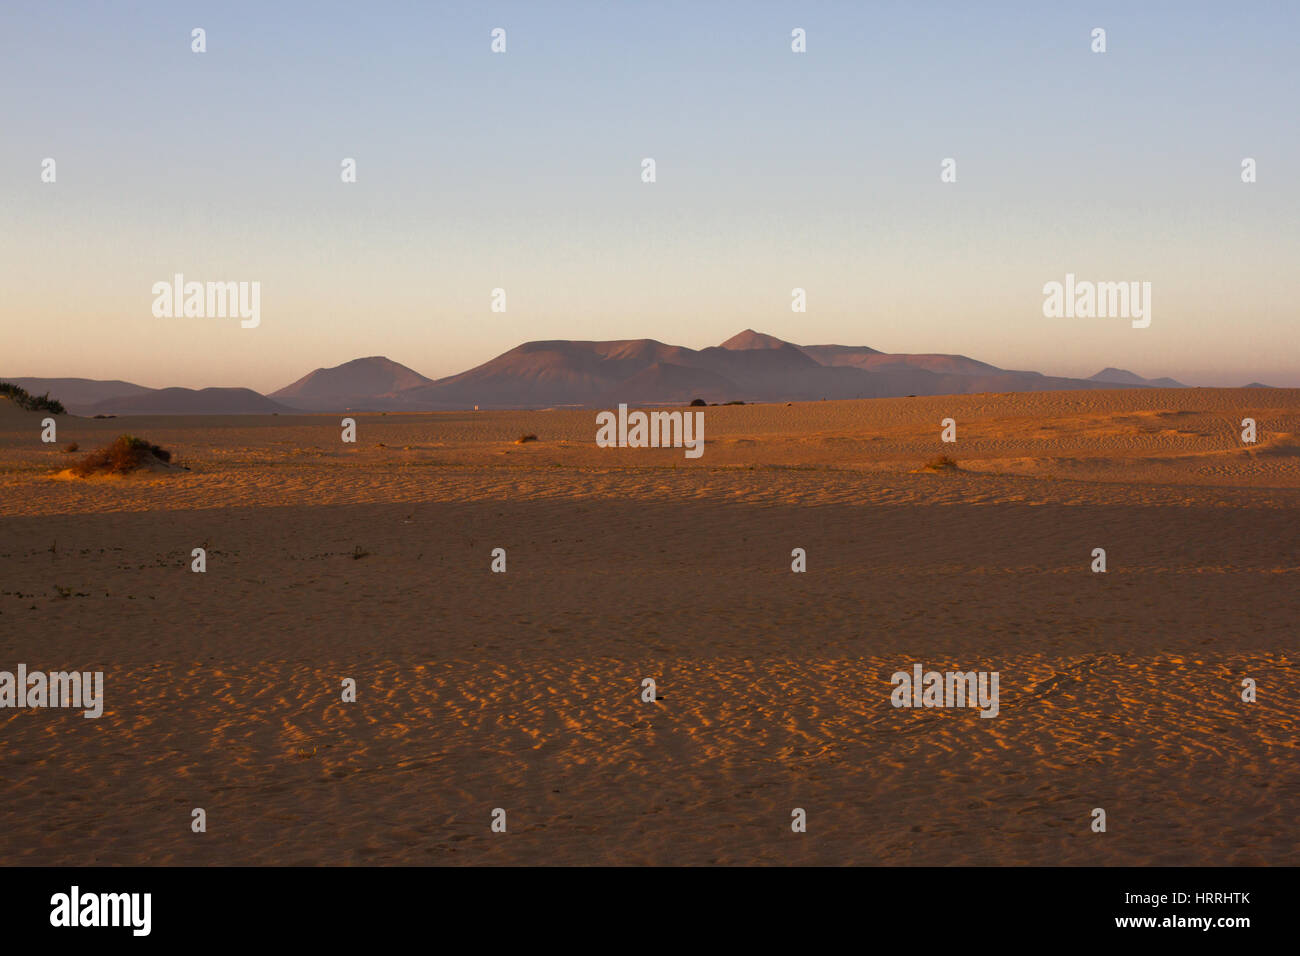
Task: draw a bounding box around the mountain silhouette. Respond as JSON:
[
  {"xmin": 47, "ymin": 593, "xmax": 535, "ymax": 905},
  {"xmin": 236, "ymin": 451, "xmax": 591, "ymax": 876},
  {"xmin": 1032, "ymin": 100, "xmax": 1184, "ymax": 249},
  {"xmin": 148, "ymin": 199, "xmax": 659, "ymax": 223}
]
[
  {"xmin": 1089, "ymin": 367, "xmax": 1187, "ymax": 389},
  {"xmin": 9, "ymin": 331, "xmax": 1218, "ymax": 414},
  {"xmin": 386, "ymin": 331, "xmax": 1157, "ymax": 409},
  {"xmin": 271, "ymin": 356, "xmax": 435, "ymax": 411},
  {"xmin": 86, "ymin": 387, "xmax": 293, "ymax": 415}
]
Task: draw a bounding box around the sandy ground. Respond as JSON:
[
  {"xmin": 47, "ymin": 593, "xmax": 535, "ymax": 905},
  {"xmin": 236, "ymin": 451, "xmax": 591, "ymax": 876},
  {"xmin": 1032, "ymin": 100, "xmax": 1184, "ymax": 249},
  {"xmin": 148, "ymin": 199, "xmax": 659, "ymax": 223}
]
[{"xmin": 0, "ymin": 388, "xmax": 1296, "ymax": 865}]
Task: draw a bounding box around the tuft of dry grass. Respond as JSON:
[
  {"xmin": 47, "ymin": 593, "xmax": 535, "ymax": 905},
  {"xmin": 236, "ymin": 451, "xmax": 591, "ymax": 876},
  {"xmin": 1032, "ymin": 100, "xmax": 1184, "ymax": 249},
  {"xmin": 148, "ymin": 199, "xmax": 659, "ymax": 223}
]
[
  {"xmin": 70, "ymin": 434, "xmax": 172, "ymax": 476},
  {"xmin": 515, "ymin": 433, "xmax": 539, "ymax": 444},
  {"xmin": 922, "ymin": 454, "xmax": 959, "ymax": 472}
]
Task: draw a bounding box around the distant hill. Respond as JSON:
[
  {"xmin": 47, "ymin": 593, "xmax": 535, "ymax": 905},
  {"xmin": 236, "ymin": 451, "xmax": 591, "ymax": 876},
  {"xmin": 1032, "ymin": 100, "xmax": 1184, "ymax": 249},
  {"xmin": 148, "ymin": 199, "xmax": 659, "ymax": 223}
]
[
  {"xmin": 21, "ymin": 331, "xmax": 1228, "ymax": 414},
  {"xmin": 87, "ymin": 387, "xmax": 294, "ymax": 416},
  {"xmin": 718, "ymin": 329, "xmax": 798, "ymax": 351},
  {"xmin": 600, "ymin": 361, "xmax": 742, "ymax": 405},
  {"xmin": 801, "ymin": 346, "xmax": 1001, "ymax": 376},
  {"xmin": 395, "ymin": 339, "xmax": 704, "ymax": 408},
  {"xmin": 0, "ymin": 377, "xmax": 291, "ymax": 416},
  {"xmin": 1089, "ymin": 367, "xmax": 1187, "ymax": 389},
  {"xmin": 379, "ymin": 329, "xmax": 1156, "ymax": 409},
  {"xmin": 271, "ymin": 356, "xmax": 435, "ymax": 411},
  {"xmin": 1242, "ymin": 382, "xmax": 1273, "ymax": 389},
  {"xmin": 3, "ymin": 377, "xmax": 153, "ymax": 415}
]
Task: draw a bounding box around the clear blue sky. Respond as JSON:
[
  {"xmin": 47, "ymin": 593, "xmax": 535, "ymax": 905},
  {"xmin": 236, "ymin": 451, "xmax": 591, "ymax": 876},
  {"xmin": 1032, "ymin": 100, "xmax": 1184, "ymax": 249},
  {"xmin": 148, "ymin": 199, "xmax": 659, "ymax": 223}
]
[{"xmin": 2, "ymin": 0, "xmax": 1296, "ymax": 390}]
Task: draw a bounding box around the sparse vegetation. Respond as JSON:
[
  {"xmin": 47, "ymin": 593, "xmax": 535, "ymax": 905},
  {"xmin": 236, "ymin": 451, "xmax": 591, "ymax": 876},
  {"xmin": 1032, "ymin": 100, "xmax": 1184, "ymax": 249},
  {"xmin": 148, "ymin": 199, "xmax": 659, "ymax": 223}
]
[
  {"xmin": 515, "ymin": 433, "xmax": 538, "ymax": 444},
  {"xmin": 351, "ymin": 545, "xmax": 370, "ymax": 560},
  {"xmin": 689, "ymin": 398, "xmax": 706, "ymax": 407},
  {"xmin": 923, "ymin": 454, "xmax": 960, "ymax": 472},
  {"xmin": 0, "ymin": 381, "xmax": 66, "ymax": 415},
  {"xmin": 70, "ymin": 434, "xmax": 172, "ymax": 476},
  {"xmin": 63, "ymin": 442, "xmax": 79, "ymax": 453},
  {"xmin": 723, "ymin": 400, "xmax": 745, "ymax": 406}
]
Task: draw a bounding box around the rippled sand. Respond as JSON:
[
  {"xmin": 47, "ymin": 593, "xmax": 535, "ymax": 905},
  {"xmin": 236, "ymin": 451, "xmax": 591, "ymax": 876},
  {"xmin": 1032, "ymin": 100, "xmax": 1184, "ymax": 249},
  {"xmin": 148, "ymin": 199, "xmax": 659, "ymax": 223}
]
[{"xmin": 0, "ymin": 388, "xmax": 1296, "ymax": 864}]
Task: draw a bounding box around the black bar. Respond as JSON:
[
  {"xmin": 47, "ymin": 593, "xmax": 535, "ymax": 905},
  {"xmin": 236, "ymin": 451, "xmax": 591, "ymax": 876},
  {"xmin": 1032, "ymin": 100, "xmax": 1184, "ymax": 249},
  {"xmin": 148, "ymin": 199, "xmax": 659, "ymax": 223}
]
[{"xmin": 4, "ymin": 866, "xmax": 1284, "ymax": 943}]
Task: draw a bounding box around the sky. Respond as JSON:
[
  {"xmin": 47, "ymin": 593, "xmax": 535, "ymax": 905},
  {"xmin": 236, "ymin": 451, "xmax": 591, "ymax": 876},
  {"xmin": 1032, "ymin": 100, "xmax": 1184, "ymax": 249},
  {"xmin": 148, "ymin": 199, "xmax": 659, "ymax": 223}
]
[{"xmin": 1, "ymin": 0, "xmax": 1297, "ymax": 392}]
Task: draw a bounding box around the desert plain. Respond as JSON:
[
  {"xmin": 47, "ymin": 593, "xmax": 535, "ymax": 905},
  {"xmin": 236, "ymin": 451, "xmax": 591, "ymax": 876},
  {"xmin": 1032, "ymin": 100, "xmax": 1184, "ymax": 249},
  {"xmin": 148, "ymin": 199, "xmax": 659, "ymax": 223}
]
[{"xmin": 0, "ymin": 387, "xmax": 1296, "ymax": 865}]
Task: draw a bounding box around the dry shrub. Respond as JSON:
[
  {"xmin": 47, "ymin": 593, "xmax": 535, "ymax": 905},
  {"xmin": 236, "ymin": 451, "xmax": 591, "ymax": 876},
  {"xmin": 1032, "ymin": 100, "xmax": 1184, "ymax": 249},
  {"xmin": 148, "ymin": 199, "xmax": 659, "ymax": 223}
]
[
  {"xmin": 71, "ymin": 434, "xmax": 172, "ymax": 476},
  {"xmin": 923, "ymin": 454, "xmax": 959, "ymax": 472}
]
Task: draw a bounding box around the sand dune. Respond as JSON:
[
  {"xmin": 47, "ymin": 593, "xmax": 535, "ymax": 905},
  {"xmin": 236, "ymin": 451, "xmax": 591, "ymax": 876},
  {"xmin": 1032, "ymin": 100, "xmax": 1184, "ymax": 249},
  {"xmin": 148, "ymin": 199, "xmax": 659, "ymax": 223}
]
[{"xmin": 0, "ymin": 388, "xmax": 1295, "ymax": 864}]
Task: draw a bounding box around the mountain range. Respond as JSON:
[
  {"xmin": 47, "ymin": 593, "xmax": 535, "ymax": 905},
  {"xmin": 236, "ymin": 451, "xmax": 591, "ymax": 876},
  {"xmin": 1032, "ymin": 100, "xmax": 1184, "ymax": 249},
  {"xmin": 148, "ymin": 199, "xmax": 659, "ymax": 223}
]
[{"xmin": 6, "ymin": 330, "xmax": 1220, "ymax": 415}]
